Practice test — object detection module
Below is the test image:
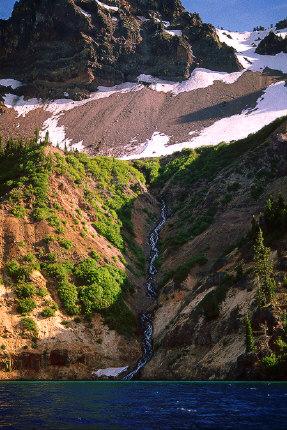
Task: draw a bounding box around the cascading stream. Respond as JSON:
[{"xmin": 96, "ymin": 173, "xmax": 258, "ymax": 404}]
[{"xmin": 123, "ymin": 201, "xmax": 167, "ymax": 381}]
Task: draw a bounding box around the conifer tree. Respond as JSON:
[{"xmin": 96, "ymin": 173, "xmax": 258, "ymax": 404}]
[
  {"xmin": 245, "ymin": 314, "xmax": 255, "ymax": 352},
  {"xmin": 253, "ymin": 228, "xmax": 275, "ymax": 306},
  {"xmin": 35, "ymin": 127, "xmax": 39, "ymax": 142}
]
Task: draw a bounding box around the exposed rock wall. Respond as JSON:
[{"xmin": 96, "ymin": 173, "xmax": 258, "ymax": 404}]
[{"xmin": 0, "ymin": 0, "xmax": 241, "ymax": 98}]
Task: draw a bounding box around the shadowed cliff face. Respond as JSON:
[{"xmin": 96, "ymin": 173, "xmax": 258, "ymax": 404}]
[{"xmin": 0, "ymin": 0, "xmax": 241, "ymax": 97}]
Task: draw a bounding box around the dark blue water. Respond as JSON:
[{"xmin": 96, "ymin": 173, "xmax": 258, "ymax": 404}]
[{"xmin": 0, "ymin": 382, "xmax": 286, "ymax": 430}]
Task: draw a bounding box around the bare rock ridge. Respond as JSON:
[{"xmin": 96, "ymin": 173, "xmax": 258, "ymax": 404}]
[
  {"xmin": 0, "ymin": 0, "xmax": 241, "ymax": 98},
  {"xmin": 255, "ymin": 31, "xmax": 287, "ymax": 55}
]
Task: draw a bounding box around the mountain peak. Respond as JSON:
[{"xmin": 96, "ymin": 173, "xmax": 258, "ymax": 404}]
[{"xmin": 0, "ymin": 0, "xmax": 241, "ymax": 98}]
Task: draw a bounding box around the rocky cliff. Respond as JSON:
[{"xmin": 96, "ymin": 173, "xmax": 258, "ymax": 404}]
[
  {"xmin": 0, "ymin": 0, "xmax": 241, "ymax": 98},
  {"xmin": 255, "ymin": 31, "xmax": 287, "ymax": 55},
  {"xmin": 139, "ymin": 116, "xmax": 287, "ymax": 380}
]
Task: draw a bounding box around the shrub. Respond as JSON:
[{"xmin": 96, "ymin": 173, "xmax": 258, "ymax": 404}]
[
  {"xmin": 24, "ymin": 253, "xmax": 36, "ymax": 264},
  {"xmin": 90, "ymin": 250, "xmax": 100, "ymax": 261},
  {"xmin": 12, "ymin": 204, "xmax": 26, "ymax": 218},
  {"xmin": 15, "ymin": 283, "xmax": 36, "ymax": 298},
  {"xmin": 198, "ymin": 274, "xmax": 234, "ymax": 320},
  {"xmin": 42, "ymin": 307, "xmax": 56, "ymax": 318},
  {"xmin": 251, "ymin": 184, "xmax": 264, "ymax": 199},
  {"xmin": 74, "ymin": 258, "xmax": 100, "ymax": 285},
  {"xmin": 22, "ymin": 317, "xmax": 38, "ymax": 337},
  {"xmin": 44, "ymin": 235, "xmax": 56, "ymax": 243},
  {"xmin": 245, "ymin": 314, "xmax": 255, "ymax": 352},
  {"xmin": 6, "ymin": 261, "xmax": 33, "ymax": 282},
  {"xmin": 102, "ymin": 296, "xmax": 138, "ymax": 336},
  {"xmin": 43, "ymin": 263, "xmax": 68, "ymax": 281},
  {"xmin": 6, "ymin": 260, "xmax": 20, "ymax": 279},
  {"xmin": 227, "ymin": 182, "xmax": 240, "ymax": 192},
  {"xmin": 57, "ymin": 280, "xmax": 80, "ymax": 315},
  {"xmin": 59, "ymin": 238, "xmax": 73, "ymax": 250},
  {"xmin": 37, "ymin": 287, "xmax": 48, "ymax": 297},
  {"xmin": 221, "ymin": 194, "xmax": 232, "ymax": 204},
  {"xmin": 17, "ymin": 298, "xmax": 37, "ymax": 315},
  {"xmin": 33, "ymin": 206, "xmax": 51, "ymax": 221}
]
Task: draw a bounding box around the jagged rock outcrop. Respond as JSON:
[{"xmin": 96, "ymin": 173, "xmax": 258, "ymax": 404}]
[
  {"xmin": 255, "ymin": 31, "xmax": 287, "ymax": 55},
  {"xmin": 0, "ymin": 0, "xmax": 241, "ymax": 98}
]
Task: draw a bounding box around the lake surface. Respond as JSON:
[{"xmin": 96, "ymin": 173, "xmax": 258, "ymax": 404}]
[{"xmin": 0, "ymin": 382, "xmax": 286, "ymax": 429}]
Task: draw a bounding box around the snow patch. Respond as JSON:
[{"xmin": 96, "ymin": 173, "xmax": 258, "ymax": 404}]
[
  {"xmin": 122, "ymin": 132, "xmax": 170, "ymax": 160},
  {"xmin": 4, "ymin": 81, "xmax": 142, "ymax": 148},
  {"xmin": 40, "ymin": 113, "xmax": 71, "ymax": 149},
  {"xmin": 92, "ymin": 366, "xmax": 128, "ymax": 377},
  {"xmin": 217, "ymin": 28, "xmax": 287, "ymax": 73},
  {"xmin": 165, "ymin": 29, "xmax": 182, "ymax": 37},
  {"xmin": 122, "ymin": 81, "xmax": 287, "ymax": 159},
  {"xmin": 3, "ymin": 94, "xmax": 42, "ymax": 117},
  {"xmin": 77, "ymin": 6, "xmax": 91, "ymax": 18},
  {"xmin": 71, "ymin": 141, "xmax": 85, "ymax": 151},
  {"xmin": 138, "ymin": 68, "xmax": 243, "ymax": 95},
  {"xmin": 137, "ymin": 16, "xmax": 150, "ymax": 22},
  {"xmin": 0, "ymin": 79, "xmax": 23, "ymax": 89},
  {"xmin": 96, "ymin": 0, "xmax": 118, "ymax": 12}
]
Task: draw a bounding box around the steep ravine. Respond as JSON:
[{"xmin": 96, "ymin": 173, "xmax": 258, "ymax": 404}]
[{"xmin": 123, "ymin": 200, "xmax": 167, "ymax": 380}]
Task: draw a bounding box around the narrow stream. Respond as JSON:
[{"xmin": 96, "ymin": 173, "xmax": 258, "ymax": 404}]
[{"xmin": 123, "ymin": 201, "xmax": 167, "ymax": 381}]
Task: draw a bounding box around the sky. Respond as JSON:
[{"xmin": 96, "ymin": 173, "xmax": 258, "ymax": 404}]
[{"xmin": 0, "ymin": 0, "xmax": 286, "ymax": 31}]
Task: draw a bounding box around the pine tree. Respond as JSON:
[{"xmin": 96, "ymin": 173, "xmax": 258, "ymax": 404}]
[
  {"xmin": 245, "ymin": 314, "xmax": 255, "ymax": 353},
  {"xmin": 35, "ymin": 127, "xmax": 39, "ymax": 142},
  {"xmin": 44, "ymin": 131, "xmax": 49, "ymax": 146},
  {"xmin": 253, "ymin": 228, "xmax": 275, "ymax": 306}
]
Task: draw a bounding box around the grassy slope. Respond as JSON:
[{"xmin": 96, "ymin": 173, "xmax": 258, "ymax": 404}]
[{"xmin": 0, "ymin": 134, "xmax": 150, "ymax": 339}]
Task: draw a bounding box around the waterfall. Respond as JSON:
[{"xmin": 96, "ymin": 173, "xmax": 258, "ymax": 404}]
[{"xmin": 123, "ymin": 200, "xmax": 167, "ymax": 380}]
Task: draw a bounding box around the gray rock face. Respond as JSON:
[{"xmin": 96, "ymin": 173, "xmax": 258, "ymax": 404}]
[{"xmin": 0, "ymin": 0, "xmax": 242, "ymax": 97}]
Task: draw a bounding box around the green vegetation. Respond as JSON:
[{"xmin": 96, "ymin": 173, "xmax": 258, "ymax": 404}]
[
  {"xmin": 42, "ymin": 307, "xmax": 56, "ymax": 318},
  {"xmin": 12, "ymin": 204, "xmax": 26, "ymax": 218},
  {"xmin": 275, "ymin": 18, "xmax": 287, "ymax": 30},
  {"xmin": 57, "ymin": 280, "xmax": 80, "ymax": 315},
  {"xmin": 262, "ymin": 337, "xmax": 287, "ymax": 377},
  {"xmin": 22, "ymin": 317, "xmax": 38, "ymax": 337},
  {"xmin": 150, "ymin": 117, "xmax": 286, "ymax": 188},
  {"xmin": 197, "ymin": 275, "xmax": 235, "ymax": 320},
  {"xmin": 17, "ymin": 298, "xmax": 37, "ymax": 316},
  {"xmin": 245, "ymin": 314, "xmax": 255, "ymax": 352},
  {"xmin": 254, "ymin": 229, "xmax": 275, "ymax": 306},
  {"xmin": 6, "ymin": 260, "xmax": 33, "ymax": 282},
  {"xmin": 160, "ymin": 254, "xmax": 207, "ymax": 287},
  {"xmin": 59, "ymin": 238, "xmax": 73, "ymax": 250},
  {"xmin": 15, "ymin": 283, "xmax": 36, "ymax": 299}
]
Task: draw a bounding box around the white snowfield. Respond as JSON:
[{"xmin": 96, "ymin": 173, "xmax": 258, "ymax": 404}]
[
  {"xmin": 0, "ymin": 79, "xmax": 23, "ymax": 89},
  {"xmin": 217, "ymin": 27, "xmax": 287, "ymax": 73},
  {"xmin": 122, "ymin": 81, "xmax": 287, "ymax": 159},
  {"xmin": 92, "ymin": 366, "xmax": 128, "ymax": 377},
  {"xmin": 2, "ymin": 28, "xmax": 287, "ymax": 157},
  {"xmin": 138, "ymin": 68, "xmax": 244, "ymax": 95}
]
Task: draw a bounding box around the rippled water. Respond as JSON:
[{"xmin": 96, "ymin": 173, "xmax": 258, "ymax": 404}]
[{"xmin": 0, "ymin": 382, "xmax": 286, "ymax": 430}]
